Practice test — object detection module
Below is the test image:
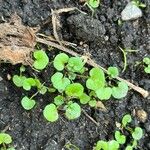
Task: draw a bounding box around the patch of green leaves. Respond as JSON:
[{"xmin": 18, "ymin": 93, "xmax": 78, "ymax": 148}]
[
  {"xmin": 53, "ymin": 53, "xmax": 69, "ymax": 71},
  {"xmin": 33, "ymin": 50, "xmax": 49, "ymax": 70},
  {"xmin": 43, "ymin": 104, "xmax": 59, "ymax": 122},
  {"xmin": 21, "ymin": 96, "xmax": 36, "ymax": 110},
  {"xmin": 12, "ymin": 75, "xmax": 26, "ymax": 87}
]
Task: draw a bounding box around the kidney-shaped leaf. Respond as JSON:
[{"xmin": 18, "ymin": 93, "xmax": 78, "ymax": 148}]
[
  {"xmin": 0, "ymin": 133, "xmax": 12, "ymax": 144},
  {"xmin": 43, "ymin": 103, "xmax": 59, "ymax": 122}
]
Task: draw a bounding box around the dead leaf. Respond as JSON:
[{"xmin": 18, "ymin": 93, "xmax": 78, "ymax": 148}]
[{"xmin": 0, "ymin": 14, "xmax": 36, "ymax": 65}]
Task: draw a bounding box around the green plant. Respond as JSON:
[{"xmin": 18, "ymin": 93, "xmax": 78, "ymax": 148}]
[
  {"xmin": 0, "ymin": 133, "xmax": 15, "ymax": 150},
  {"xmin": 85, "ymin": 0, "xmax": 100, "ymax": 16},
  {"xmin": 131, "ymin": 0, "xmax": 146, "ymax": 8},
  {"xmin": 33, "ymin": 50, "xmax": 49, "ymax": 70},
  {"xmin": 12, "ymin": 52, "xmax": 129, "ymax": 122},
  {"xmin": 94, "ymin": 114, "xmax": 144, "ymax": 150},
  {"xmin": 143, "ymin": 57, "xmax": 150, "ymax": 74}
]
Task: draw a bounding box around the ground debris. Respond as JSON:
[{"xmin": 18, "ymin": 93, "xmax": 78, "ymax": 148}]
[{"xmin": 0, "ymin": 14, "xmax": 36, "ymax": 65}]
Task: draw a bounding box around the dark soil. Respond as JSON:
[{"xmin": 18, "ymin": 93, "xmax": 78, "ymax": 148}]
[{"xmin": 0, "ymin": 0, "xmax": 150, "ymax": 150}]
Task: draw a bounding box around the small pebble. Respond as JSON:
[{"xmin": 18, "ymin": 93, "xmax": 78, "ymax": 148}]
[
  {"xmin": 136, "ymin": 109, "xmax": 148, "ymax": 122},
  {"xmin": 121, "ymin": 2, "xmax": 142, "ymax": 21}
]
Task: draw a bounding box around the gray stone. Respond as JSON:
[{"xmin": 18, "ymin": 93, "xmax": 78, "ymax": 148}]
[{"xmin": 121, "ymin": 2, "xmax": 142, "ymax": 21}]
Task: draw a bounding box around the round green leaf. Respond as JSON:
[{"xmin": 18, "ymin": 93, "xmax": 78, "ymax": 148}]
[
  {"xmin": 88, "ymin": 100, "xmax": 97, "ymax": 107},
  {"xmin": 122, "ymin": 114, "xmax": 132, "ymax": 127},
  {"xmin": 33, "ymin": 50, "xmax": 49, "ymax": 70},
  {"xmin": 108, "ymin": 140, "xmax": 120, "ymax": 150},
  {"xmin": 67, "ymin": 57, "xmax": 85, "ymax": 73},
  {"xmin": 65, "ymin": 83, "xmax": 84, "ymax": 97},
  {"xmin": 144, "ymin": 65, "xmax": 150, "ymax": 74},
  {"xmin": 79, "ymin": 93, "xmax": 90, "ymax": 104},
  {"xmin": 21, "ymin": 96, "xmax": 36, "ymax": 110},
  {"xmin": 43, "ymin": 104, "xmax": 59, "ymax": 122},
  {"xmin": 65, "ymin": 102, "xmax": 81, "ymax": 120},
  {"xmin": 54, "ymin": 95, "xmax": 64, "ymax": 106},
  {"xmin": 53, "ymin": 53, "xmax": 69, "ymax": 71},
  {"xmin": 115, "ymin": 131, "xmax": 126, "ymax": 144},
  {"xmin": 143, "ymin": 57, "xmax": 150, "ymax": 65},
  {"xmin": 12, "ymin": 75, "xmax": 26, "ymax": 87},
  {"xmin": 112, "ymin": 81, "xmax": 128, "ymax": 99},
  {"xmin": 125, "ymin": 145, "xmax": 133, "ymax": 150},
  {"xmin": 108, "ymin": 67, "xmax": 119, "ymax": 78},
  {"xmin": 88, "ymin": 0, "xmax": 100, "ymax": 8},
  {"xmin": 96, "ymin": 87, "xmax": 112, "ymax": 100},
  {"xmin": 132, "ymin": 127, "xmax": 143, "ymax": 140},
  {"xmin": 95, "ymin": 140, "xmax": 108, "ymax": 150},
  {"xmin": 86, "ymin": 68, "xmax": 105, "ymax": 91},
  {"xmin": 51, "ymin": 72, "xmax": 70, "ymax": 92},
  {"xmin": 0, "ymin": 133, "xmax": 12, "ymax": 144}
]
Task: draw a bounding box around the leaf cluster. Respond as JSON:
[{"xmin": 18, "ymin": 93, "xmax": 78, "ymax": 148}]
[
  {"xmin": 94, "ymin": 114, "xmax": 143, "ymax": 150},
  {"xmin": 143, "ymin": 57, "xmax": 150, "ymax": 74}
]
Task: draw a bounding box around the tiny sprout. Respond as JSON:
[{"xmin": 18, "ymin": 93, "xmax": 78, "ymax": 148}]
[
  {"xmin": 143, "ymin": 57, "xmax": 150, "ymax": 74},
  {"xmin": 122, "ymin": 114, "xmax": 132, "ymax": 127},
  {"xmin": 86, "ymin": 68, "xmax": 105, "ymax": 91},
  {"xmin": 21, "ymin": 96, "xmax": 36, "ymax": 110},
  {"xmin": 108, "ymin": 140, "xmax": 120, "ymax": 150},
  {"xmin": 65, "ymin": 83, "xmax": 84, "ymax": 97},
  {"xmin": 54, "ymin": 95, "xmax": 64, "ymax": 106},
  {"xmin": 88, "ymin": 0, "xmax": 100, "ymax": 9},
  {"xmin": 53, "ymin": 53, "xmax": 69, "ymax": 71},
  {"xmin": 115, "ymin": 131, "xmax": 126, "ymax": 144},
  {"xmin": 43, "ymin": 103, "xmax": 59, "ymax": 122},
  {"xmin": 65, "ymin": 102, "xmax": 81, "ymax": 120},
  {"xmin": 33, "ymin": 50, "xmax": 49, "ymax": 70},
  {"xmin": 112, "ymin": 81, "xmax": 128, "ymax": 99},
  {"xmin": 132, "ymin": 127, "xmax": 143, "ymax": 140},
  {"xmin": 107, "ymin": 67, "xmax": 119, "ymax": 78},
  {"xmin": 125, "ymin": 145, "xmax": 133, "ymax": 150},
  {"xmin": 51, "ymin": 72, "xmax": 70, "ymax": 92},
  {"xmin": 0, "ymin": 133, "xmax": 12, "ymax": 144},
  {"xmin": 96, "ymin": 87, "xmax": 112, "ymax": 100},
  {"xmin": 79, "ymin": 93, "xmax": 90, "ymax": 104},
  {"xmin": 88, "ymin": 99, "xmax": 97, "ymax": 107}
]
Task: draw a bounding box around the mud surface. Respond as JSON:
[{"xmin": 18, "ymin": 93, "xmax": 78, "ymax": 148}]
[{"xmin": 0, "ymin": 0, "xmax": 150, "ymax": 150}]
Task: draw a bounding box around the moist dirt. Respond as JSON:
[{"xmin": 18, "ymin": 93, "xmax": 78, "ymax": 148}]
[{"xmin": 0, "ymin": 0, "xmax": 150, "ymax": 150}]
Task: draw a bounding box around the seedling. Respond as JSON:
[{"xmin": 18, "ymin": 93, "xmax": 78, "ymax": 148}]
[
  {"xmin": 65, "ymin": 101, "xmax": 81, "ymax": 120},
  {"xmin": 131, "ymin": 0, "xmax": 146, "ymax": 8},
  {"xmin": 143, "ymin": 57, "xmax": 150, "ymax": 74},
  {"xmin": 43, "ymin": 103, "xmax": 59, "ymax": 122},
  {"xmin": 21, "ymin": 96, "xmax": 36, "ymax": 110},
  {"xmin": 107, "ymin": 67, "xmax": 119, "ymax": 78},
  {"xmin": 0, "ymin": 132, "xmax": 15, "ymax": 150},
  {"xmin": 94, "ymin": 114, "xmax": 144, "ymax": 150},
  {"xmin": 33, "ymin": 50, "xmax": 49, "ymax": 70},
  {"xmin": 119, "ymin": 47, "xmax": 139, "ymax": 72},
  {"xmin": 85, "ymin": 0, "xmax": 100, "ymax": 16}
]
